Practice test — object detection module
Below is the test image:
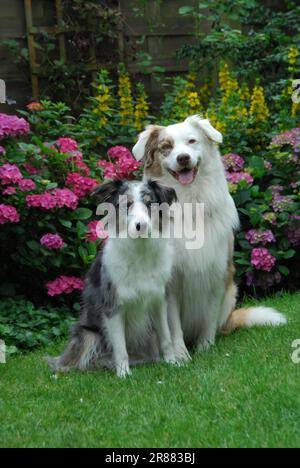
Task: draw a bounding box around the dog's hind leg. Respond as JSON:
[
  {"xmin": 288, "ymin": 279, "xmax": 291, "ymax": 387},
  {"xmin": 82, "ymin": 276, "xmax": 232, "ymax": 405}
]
[{"xmin": 47, "ymin": 325, "xmax": 102, "ymax": 372}]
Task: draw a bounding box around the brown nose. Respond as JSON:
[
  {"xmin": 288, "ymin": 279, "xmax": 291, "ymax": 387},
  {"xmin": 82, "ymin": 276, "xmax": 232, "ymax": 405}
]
[{"xmin": 177, "ymin": 154, "xmax": 191, "ymax": 166}]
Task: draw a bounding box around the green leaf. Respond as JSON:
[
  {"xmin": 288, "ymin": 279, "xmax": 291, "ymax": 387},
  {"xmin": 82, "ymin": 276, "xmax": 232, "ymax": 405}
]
[
  {"xmin": 282, "ymin": 249, "xmax": 296, "ymax": 259},
  {"xmin": 45, "ymin": 182, "xmax": 58, "ymax": 190},
  {"xmin": 178, "ymin": 6, "xmax": 194, "ymax": 15},
  {"xmin": 59, "ymin": 219, "xmax": 72, "ymax": 228},
  {"xmin": 235, "ymin": 259, "xmax": 250, "ymax": 266},
  {"xmin": 78, "ymin": 245, "xmax": 88, "ymax": 261},
  {"xmin": 76, "ymin": 221, "xmax": 87, "ymax": 238},
  {"xmin": 75, "ymin": 208, "xmax": 93, "ymax": 220},
  {"xmin": 238, "ymin": 240, "xmax": 251, "ymax": 250},
  {"xmin": 233, "ymin": 189, "xmax": 251, "ymax": 207},
  {"xmin": 278, "ymin": 265, "xmax": 290, "ymax": 276},
  {"xmin": 26, "ymin": 240, "xmax": 40, "ymax": 252}
]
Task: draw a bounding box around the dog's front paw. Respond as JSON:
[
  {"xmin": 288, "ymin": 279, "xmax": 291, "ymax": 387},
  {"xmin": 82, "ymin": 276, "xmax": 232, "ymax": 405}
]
[
  {"xmin": 116, "ymin": 361, "xmax": 132, "ymax": 378},
  {"xmin": 197, "ymin": 338, "xmax": 215, "ymax": 352},
  {"xmin": 173, "ymin": 341, "xmax": 192, "ymax": 363},
  {"xmin": 163, "ymin": 351, "xmax": 178, "ymax": 365}
]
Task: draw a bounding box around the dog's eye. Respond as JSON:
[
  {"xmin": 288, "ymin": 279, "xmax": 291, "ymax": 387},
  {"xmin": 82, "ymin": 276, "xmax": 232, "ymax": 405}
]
[
  {"xmin": 160, "ymin": 143, "xmax": 172, "ymax": 152},
  {"xmin": 188, "ymin": 139, "xmax": 197, "ymax": 144},
  {"xmin": 145, "ymin": 200, "xmax": 154, "ymax": 208}
]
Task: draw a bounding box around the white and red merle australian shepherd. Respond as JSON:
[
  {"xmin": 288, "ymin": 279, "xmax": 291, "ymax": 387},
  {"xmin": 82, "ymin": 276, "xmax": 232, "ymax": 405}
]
[
  {"xmin": 132, "ymin": 115, "xmax": 286, "ymax": 361},
  {"xmin": 48, "ymin": 179, "xmax": 178, "ymax": 377}
]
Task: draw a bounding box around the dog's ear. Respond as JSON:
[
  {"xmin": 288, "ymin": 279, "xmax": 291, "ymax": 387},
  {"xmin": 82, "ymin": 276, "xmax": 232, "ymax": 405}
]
[
  {"xmin": 185, "ymin": 115, "xmax": 223, "ymax": 144},
  {"xmin": 147, "ymin": 180, "xmax": 178, "ymax": 205},
  {"xmin": 92, "ymin": 180, "xmax": 124, "ymax": 204},
  {"xmin": 132, "ymin": 125, "xmax": 163, "ymax": 161}
]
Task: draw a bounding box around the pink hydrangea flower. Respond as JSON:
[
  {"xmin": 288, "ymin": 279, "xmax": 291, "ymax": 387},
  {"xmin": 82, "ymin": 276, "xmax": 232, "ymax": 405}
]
[
  {"xmin": 40, "ymin": 233, "xmax": 64, "ymax": 250},
  {"xmin": 0, "ymin": 146, "xmax": 6, "ymax": 155},
  {"xmin": 18, "ymin": 179, "xmax": 36, "ymax": 192},
  {"xmin": 245, "ymin": 229, "xmax": 275, "ymax": 245},
  {"xmin": 0, "ymin": 114, "xmax": 30, "ymax": 139},
  {"xmin": 86, "ymin": 220, "xmax": 109, "ymax": 242},
  {"xmin": 52, "ymin": 188, "xmax": 78, "ymax": 209},
  {"xmin": 99, "ymin": 146, "xmax": 141, "ymax": 180},
  {"xmin": 46, "ymin": 276, "xmax": 84, "ymax": 296},
  {"xmin": 66, "ymin": 151, "xmax": 91, "ymax": 176},
  {"xmin": 0, "ymin": 163, "xmax": 23, "ymax": 185},
  {"xmin": 26, "ymin": 193, "xmax": 57, "ymax": 210},
  {"xmin": 98, "ymin": 160, "xmax": 118, "ymax": 179},
  {"xmin": 2, "ymin": 186, "xmax": 17, "ymax": 196},
  {"xmin": 56, "ymin": 137, "xmax": 79, "ymax": 154},
  {"xmin": 66, "ymin": 172, "xmax": 98, "ymax": 198},
  {"xmin": 251, "ymin": 248, "xmax": 276, "ymax": 272},
  {"xmin": 27, "ymin": 189, "xmax": 78, "ymax": 210},
  {"xmin": 0, "ymin": 204, "xmax": 20, "ymax": 224},
  {"xmin": 223, "ymin": 153, "xmax": 245, "ymax": 172},
  {"xmin": 226, "ymin": 171, "xmax": 254, "ymax": 185},
  {"xmin": 23, "ymin": 163, "xmax": 39, "ymax": 175},
  {"xmin": 107, "ymin": 146, "xmax": 133, "ymax": 160}
]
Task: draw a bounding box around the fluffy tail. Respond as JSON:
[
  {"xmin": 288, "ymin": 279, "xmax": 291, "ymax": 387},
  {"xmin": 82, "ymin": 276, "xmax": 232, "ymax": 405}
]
[
  {"xmin": 47, "ymin": 325, "xmax": 102, "ymax": 373},
  {"xmin": 223, "ymin": 306, "xmax": 287, "ymax": 334}
]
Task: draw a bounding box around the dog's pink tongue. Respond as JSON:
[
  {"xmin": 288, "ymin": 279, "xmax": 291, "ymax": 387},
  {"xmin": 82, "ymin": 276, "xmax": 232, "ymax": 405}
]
[{"xmin": 177, "ymin": 169, "xmax": 194, "ymax": 185}]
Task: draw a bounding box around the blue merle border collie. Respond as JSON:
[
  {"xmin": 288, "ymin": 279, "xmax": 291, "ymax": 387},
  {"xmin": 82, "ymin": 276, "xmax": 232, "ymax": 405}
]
[{"xmin": 48, "ymin": 179, "xmax": 178, "ymax": 377}]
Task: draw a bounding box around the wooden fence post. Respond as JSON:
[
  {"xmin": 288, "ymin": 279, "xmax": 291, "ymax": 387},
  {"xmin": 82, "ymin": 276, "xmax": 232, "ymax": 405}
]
[{"xmin": 24, "ymin": 0, "xmax": 39, "ymax": 100}]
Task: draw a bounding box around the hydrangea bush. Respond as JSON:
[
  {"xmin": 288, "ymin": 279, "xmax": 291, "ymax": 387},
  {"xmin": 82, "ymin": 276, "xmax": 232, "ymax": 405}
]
[
  {"xmin": 0, "ymin": 55, "xmax": 299, "ymax": 302},
  {"xmin": 0, "ymin": 112, "xmax": 140, "ymax": 303},
  {"xmin": 233, "ymin": 128, "xmax": 300, "ymax": 291}
]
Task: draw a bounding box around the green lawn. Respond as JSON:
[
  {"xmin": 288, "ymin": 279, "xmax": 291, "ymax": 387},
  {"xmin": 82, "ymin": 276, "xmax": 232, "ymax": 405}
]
[{"xmin": 1, "ymin": 293, "xmax": 300, "ymax": 448}]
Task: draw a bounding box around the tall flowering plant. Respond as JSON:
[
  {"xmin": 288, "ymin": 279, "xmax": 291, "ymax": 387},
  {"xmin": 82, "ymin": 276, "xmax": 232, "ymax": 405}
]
[
  {"xmin": 0, "ymin": 111, "xmax": 139, "ymax": 302},
  {"xmin": 230, "ymin": 129, "xmax": 300, "ymax": 292},
  {"xmin": 79, "ymin": 67, "xmax": 153, "ymax": 154}
]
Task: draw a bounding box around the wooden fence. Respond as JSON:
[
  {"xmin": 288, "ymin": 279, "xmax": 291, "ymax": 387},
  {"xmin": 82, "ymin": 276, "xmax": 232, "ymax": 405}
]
[{"xmin": 0, "ymin": 0, "xmax": 202, "ymax": 111}]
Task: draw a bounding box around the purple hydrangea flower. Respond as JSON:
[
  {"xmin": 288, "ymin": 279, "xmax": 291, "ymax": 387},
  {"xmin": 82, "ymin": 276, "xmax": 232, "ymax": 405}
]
[
  {"xmin": 223, "ymin": 153, "xmax": 245, "ymax": 172},
  {"xmin": 271, "ymin": 128, "xmax": 300, "ymax": 152},
  {"xmin": 245, "ymin": 229, "xmax": 275, "ymax": 245}
]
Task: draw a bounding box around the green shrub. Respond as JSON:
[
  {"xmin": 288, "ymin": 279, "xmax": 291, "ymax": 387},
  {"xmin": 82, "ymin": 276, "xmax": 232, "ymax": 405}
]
[{"xmin": 0, "ymin": 298, "xmax": 75, "ymax": 355}]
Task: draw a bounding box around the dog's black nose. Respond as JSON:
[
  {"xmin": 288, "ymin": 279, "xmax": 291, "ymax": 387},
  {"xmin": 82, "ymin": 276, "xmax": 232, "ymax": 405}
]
[{"xmin": 177, "ymin": 154, "xmax": 191, "ymax": 166}]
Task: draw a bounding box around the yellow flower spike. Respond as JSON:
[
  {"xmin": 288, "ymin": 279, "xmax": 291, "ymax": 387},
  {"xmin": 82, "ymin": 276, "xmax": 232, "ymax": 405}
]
[
  {"xmin": 239, "ymin": 84, "xmax": 250, "ymax": 102},
  {"xmin": 92, "ymin": 73, "xmax": 112, "ymax": 126},
  {"xmin": 292, "ymin": 101, "xmax": 300, "ymax": 118},
  {"xmin": 186, "ymin": 72, "xmax": 197, "ymax": 91},
  {"xmin": 288, "ymin": 46, "xmax": 299, "ymax": 65},
  {"xmin": 219, "ymin": 63, "xmax": 231, "ymax": 92},
  {"xmin": 118, "ymin": 69, "xmax": 134, "ymax": 125},
  {"xmin": 187, "ymin": 91, "xmax": 201, "ymax": 110},
  {"xmin": 134, "ymin": 83, "xmax": 150, "ymax": 131},
  {"xmin": 250, "ymin": 85, "xmax": 269, "ymax": 123},
  {"xmin": 219, "ymin": 63, "xmax": 239, "ymax": 103}
]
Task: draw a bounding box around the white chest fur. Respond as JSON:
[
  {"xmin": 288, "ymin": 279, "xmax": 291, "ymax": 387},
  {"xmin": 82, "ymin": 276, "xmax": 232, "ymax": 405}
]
[{"xmin": 103, "ymin": 237, "xmax": 174, "ymax": 305}]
